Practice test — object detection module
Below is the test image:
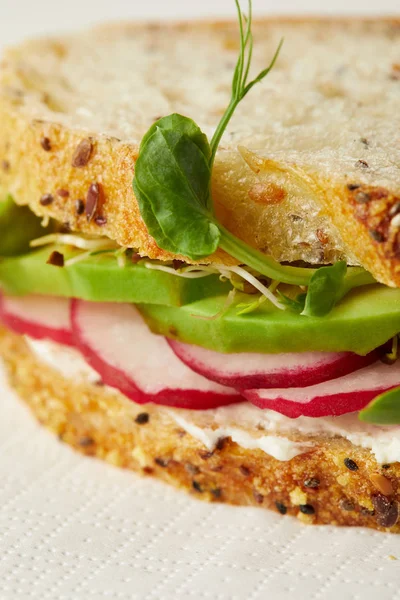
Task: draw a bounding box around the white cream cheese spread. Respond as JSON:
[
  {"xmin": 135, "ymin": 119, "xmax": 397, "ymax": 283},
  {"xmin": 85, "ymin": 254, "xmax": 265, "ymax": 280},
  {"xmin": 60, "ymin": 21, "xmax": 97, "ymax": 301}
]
[
  {"xmin": 25, "ymin": 337, "xmax": 101, "ymax": 384},
  {"xmin": 25, "ymin": 337, "xmax": 400, "ymax": 464}
]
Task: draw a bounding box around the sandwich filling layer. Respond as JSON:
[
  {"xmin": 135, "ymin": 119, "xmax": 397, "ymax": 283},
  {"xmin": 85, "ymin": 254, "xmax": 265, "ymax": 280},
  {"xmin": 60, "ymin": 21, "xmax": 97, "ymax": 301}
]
[
  {"xmin": 24, "ymin": 336, "xmax": 400, "ymax": 465},
  {"xmin": 1, "ymin": 197, "xmax": 400, "ymax": 426}
]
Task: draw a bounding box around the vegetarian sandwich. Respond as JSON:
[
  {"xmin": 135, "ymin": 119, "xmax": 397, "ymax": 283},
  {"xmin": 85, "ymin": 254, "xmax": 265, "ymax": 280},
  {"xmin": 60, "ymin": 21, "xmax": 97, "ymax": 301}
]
[{"xmin": 1, "ymin": 5, "xmax": 400, "ymax": 531}]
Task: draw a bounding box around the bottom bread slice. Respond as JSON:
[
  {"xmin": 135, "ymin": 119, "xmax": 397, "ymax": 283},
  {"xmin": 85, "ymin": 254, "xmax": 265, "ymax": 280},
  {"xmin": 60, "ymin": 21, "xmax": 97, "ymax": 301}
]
[{"xmin": 1, "ymin": 326, "xmax": 399, "ymax": 532}]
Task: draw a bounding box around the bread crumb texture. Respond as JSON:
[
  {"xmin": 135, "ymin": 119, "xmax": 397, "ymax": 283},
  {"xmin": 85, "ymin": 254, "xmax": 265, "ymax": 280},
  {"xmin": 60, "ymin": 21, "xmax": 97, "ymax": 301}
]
[
  {"xmin": 1, "ymin": 19, "xmax": 400, "ymax": 283},
  {"xmin": 1, "ymin": 326, "xmax": 399, "ymax": 532}
]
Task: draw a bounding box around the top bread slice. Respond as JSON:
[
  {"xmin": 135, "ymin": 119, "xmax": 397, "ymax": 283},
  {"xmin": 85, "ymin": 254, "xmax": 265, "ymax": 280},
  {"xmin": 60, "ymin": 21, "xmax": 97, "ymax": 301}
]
[{"xmin": 1, "ymin": 18, "xmax": 400, "ymax": 285}]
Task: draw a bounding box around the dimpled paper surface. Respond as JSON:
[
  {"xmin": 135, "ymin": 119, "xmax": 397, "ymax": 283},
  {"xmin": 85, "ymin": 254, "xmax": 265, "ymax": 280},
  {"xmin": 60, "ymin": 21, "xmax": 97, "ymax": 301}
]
[{"xmin": 1, "ymin": 364, "xmax": 400, "ymax": 600}]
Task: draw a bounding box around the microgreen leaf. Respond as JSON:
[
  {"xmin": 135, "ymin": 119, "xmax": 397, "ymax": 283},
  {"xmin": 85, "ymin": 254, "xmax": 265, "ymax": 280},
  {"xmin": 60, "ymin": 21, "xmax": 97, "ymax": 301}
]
[
  {"xmin": 236, "ymin": 295, "xmax": 267, "ymax": 316},
  {"xmin": 302, "ymin": 261, "xmax": 347, "ymax": 317},
  {"xmin": 359, "ymin": 386, "xmax": 400, "ymax": 425},
  {"xmin": 141, "ymin": 114, "xmax": 211, "ymax": 163},
  {"xmin": 277, "ymin": 290, "xmax": 307, "ymax": 313},
  {"xmin": 133, "ymin": 118, "xmax": 220, "ymax": 259}
]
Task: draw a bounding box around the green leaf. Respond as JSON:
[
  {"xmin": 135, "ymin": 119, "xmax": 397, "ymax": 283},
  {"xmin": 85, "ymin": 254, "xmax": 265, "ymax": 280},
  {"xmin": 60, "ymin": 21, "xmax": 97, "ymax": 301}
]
[
  {"xmin": 0, "ymin": 195, "xmax": 54, "ymax": 256},
  {"xmin": 359, "ymin": 386, "xmax": 400, "ymax": 425},
  {"xmin": 133, "ymin": 117, "xmax": 220, "ymax": 259},
  {"xmin": 141, "ymin": 114, "xmax": 211, "ymax": 162},
  {"xmin": 302, "ymin": 261, "xmax": 347, "ymax": 317},
  {"xmin": 236, "ymin": 295, "xmax": 266, "ymax": 316},
  {"xmin": 277, "ymin": 290, "xmax": 307, "ymax": 313}
]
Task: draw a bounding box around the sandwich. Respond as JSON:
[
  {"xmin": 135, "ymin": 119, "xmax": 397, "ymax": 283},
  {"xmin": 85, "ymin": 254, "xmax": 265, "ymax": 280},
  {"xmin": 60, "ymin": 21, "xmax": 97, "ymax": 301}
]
[{"xmin": 1, "ymin": 3, "xmax": 400, "ymax": 531}]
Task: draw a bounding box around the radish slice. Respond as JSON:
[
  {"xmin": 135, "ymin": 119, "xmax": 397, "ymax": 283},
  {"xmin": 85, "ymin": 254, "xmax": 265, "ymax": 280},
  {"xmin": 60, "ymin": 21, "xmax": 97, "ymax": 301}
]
[
  {"xmin": 243, "ymin": 360, "xmax": 400, "ymax": 418},
  {"xmin": 168, "ymin": 339, "xmax": 376, "ymax": 389},
  {"xmin": 0, "ymin": 293, "xmax": 74, "ymax": 346},
  {"xmin": 71, "ymin": 300, "xmax": 242, "ymax": 409}
]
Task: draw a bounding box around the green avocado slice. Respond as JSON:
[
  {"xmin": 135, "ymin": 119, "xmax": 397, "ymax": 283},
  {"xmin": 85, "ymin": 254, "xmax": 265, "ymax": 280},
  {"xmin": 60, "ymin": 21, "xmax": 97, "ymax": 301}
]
[
  {"xmin": 138, "ymin": 285, "xmax": 400, "ymax": 355},
  {"xmin": 0, "ymin": 196, "xmax": 54, "ymax": 256},
  {"xmin": 0, "ymin": 246, "xmax": 230, "ymax": 306}
]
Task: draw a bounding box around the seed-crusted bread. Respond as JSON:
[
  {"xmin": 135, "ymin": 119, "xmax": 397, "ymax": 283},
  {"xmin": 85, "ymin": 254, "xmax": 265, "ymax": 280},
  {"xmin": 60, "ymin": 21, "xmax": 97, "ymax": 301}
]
[
  {"xmin": 1, "ymin": 19, "xmax": 400, "ymax": 284},
  {"xmin": 1, "ymin": 326, "xmax": 399, "ymax": 532}
]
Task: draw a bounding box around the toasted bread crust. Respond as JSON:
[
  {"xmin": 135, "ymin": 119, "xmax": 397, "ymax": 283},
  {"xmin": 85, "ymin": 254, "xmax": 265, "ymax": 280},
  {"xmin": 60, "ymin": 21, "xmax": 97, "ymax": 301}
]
[
  {"xmin": 325, "ymin": 183, "xmax": 400, "ymax": 287},
  {"xmin": 0, "ymin": 106, "xmax": 228, "ymax": 264},
  {"xmin": 2, "ymin": 18, "xmax": 400, "ymax": 283},
  {"xmin": 1, "ymin": 326, "xmax": 399, "ymax": 532}
]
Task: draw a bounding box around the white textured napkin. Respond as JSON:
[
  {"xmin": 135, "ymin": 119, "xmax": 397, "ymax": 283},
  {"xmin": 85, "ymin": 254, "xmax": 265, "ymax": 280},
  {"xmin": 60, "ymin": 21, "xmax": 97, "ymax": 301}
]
[{"xmin": 0, "ymin": 364, "xmax": 400, "ymax": 600}]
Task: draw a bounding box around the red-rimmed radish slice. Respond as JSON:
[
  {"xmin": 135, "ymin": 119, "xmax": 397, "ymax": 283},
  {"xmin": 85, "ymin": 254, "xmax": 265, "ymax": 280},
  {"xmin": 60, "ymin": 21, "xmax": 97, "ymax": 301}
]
[
  {"xmin": 243, "ymin": 360, "xmax": 400, "ymax": 418},
  {"xmin": 71, "ymin": 300, "xmax": 242, "ymax": 409},
  {"xmin": 0, "ymin": 293, "xmax": 74, "ymax": 346},
  {"xmin": 168, "ymin": 339, "xmax": 376, "ymax": 389}
]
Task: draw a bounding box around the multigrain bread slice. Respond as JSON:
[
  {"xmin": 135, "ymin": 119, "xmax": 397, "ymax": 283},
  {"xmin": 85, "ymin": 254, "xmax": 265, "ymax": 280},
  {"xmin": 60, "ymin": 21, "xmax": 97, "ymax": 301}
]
[
  {"xmin": 1, "ymin": 19, "xmax": 400, "ymax": 283},
  {"xmin": 1, "ymin": 326, "xmax": 399, "ymax": 532}
]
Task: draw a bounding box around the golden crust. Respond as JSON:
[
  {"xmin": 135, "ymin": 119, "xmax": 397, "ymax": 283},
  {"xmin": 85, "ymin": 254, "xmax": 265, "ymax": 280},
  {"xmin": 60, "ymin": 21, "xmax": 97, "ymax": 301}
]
[
  {"xmin": 308, "ymin": 177, "xmax": 400, "ymax": 288},
  {"xmin": 0, "ymin": 106, "xmax": 229, "ymax": 264},
  {"xmin": 1, "ymin": 326, "xmax": 399, "ymax": 532}
]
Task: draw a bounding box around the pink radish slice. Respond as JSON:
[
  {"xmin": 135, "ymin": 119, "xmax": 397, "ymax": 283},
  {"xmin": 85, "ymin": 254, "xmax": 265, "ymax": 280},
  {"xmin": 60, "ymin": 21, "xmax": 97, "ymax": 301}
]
[
  {"xmin": 243, "ymin": 360, "xmax": 400, "ymax": 418},
  {"xmin": 0, "ymin": 294, "xmax": 74, "ymax": 346},
  {"xmin": 71, "ymin": 300, "xmax": 242, "ymax": 409},
  {"xmin": 168, "ymin": 339, "xmax": 377, "ymax": 390}
]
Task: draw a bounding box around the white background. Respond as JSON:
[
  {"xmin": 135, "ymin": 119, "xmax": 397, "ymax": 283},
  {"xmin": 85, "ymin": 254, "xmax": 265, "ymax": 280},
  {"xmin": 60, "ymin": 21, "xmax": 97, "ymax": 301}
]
[
  {"xmin": 0, "ymin": 0, "xmax": 399, "ymax": 46},
  {"xmin": 1, "ymin": 2, "xmax": 400, "ymax": 600}
]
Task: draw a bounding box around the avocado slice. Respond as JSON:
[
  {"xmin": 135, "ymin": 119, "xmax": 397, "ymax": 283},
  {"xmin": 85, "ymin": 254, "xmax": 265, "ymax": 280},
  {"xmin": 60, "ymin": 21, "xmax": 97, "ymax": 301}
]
[
  {"xmin": 138, "ymin": 285, "xmax": 400, "ymax": 355},
  {"xmin": 0, "ymin": 246, "xmax": 230, "ymax": 306},
  {"xmin": 0, "ymin": 196, "xmax": 54, "ymax": 256}
]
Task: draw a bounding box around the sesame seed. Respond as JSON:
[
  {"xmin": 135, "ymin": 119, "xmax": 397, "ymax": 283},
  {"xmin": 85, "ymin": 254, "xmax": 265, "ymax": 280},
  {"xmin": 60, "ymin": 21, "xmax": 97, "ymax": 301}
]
[
  {"xmin": 56, "ymin": 189, "xmax": 69, "ymax": 198},
  {"xmin": 369, "ymin": 229, "xmax": 385, "ymax": 243},
  {"xmin": 75, "ymin": 199, "xmax": 85, "ymax": 215},
  {"xmin": 72, "ymin": 138, "xmax": 93, "ymax": 168},
  {"xmin": 135, "ymin": 412, "xmax": 149, "ymax": 425},
  {"xmin": 344, "ymin": 457, "xmax": 359, "ymax": 471},
  {"xmin": 299, "ymin": 504, "xmax": 315, "ymax": 515},
  {"xmin": 275, "ymin": 501, "xmax": 287, "ymax": 514},
  {"xmin": 46, "ymin": 251, "xmax": 64, "ymax": 267},
  {"xmin": 372, "ymin": 495, "xmax": 399, "ymax": 528},
  {"xmin": 304, "ymin": 477, "xmax": 320, "ymax": 489},
  {"xmin": 154, "ymin": 457, "xmax": 169, "ymax": 468},
  {"xmin": 39, "ymin": 193, "xmax": 54, "ymax": 206},
  {"xmin": 347, "ymin": 183, "xmax": 360, "ymax": 191},
  {"xmin": 239, "ymin": 465, "xmax": 251, "ymax": 477},
  {"xmin": 369, "ymin": 473, "xmax": 394, "ymax": 496},
  {"xmin": 86, "ymin": 183, "xmax": 103, "ymax": 222},
  {"xmin": 40, "ymin": 137, "xmax": 52, "ymax": 151},
  {"xmin": 192, "ymin": 481, "xmax": 203, "ymax": 493}
]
